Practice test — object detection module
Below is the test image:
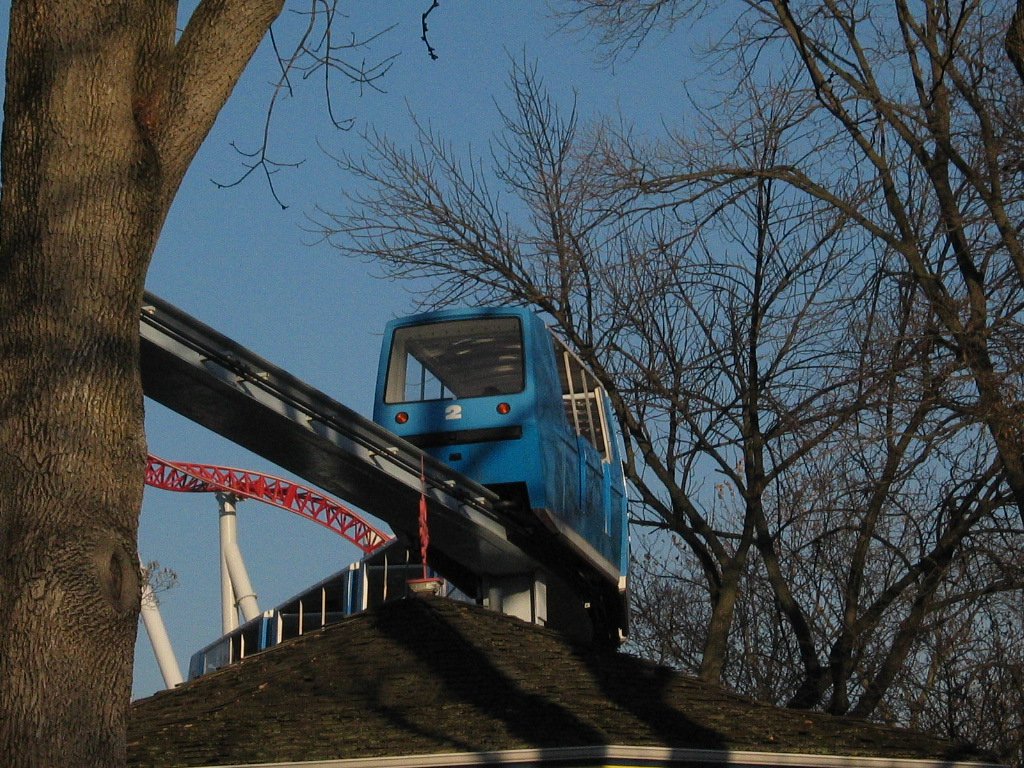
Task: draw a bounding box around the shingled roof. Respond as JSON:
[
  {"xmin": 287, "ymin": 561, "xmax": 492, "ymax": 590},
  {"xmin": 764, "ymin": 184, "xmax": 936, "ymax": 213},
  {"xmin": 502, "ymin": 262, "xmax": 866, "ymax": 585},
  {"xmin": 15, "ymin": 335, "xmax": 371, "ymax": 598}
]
[{"xmin": 128, "ymin": 596, "xmax": 993, "ymax": 767}]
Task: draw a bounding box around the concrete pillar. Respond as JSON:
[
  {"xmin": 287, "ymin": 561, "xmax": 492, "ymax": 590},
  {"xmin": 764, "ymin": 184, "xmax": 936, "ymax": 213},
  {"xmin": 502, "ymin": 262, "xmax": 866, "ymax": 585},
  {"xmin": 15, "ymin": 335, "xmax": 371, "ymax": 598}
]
[
  {"xmin": 218, "ymin": 493, "xmax": 260, "ymax": 625},
  {"xmin": 483, "ymin": 571, "xmax": 548, "ymax": 626}
]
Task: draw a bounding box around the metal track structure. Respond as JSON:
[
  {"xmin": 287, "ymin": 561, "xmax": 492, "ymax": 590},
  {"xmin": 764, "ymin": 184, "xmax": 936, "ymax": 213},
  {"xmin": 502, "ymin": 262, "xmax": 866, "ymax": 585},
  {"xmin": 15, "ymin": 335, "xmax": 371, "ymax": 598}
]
[
  {"xmin": 139, "ymin": 292, "xmax": 626, "ymax": 642},
  {"xmin": 145, "ymin": 455, "xmax": 393, "ymax": 555}
]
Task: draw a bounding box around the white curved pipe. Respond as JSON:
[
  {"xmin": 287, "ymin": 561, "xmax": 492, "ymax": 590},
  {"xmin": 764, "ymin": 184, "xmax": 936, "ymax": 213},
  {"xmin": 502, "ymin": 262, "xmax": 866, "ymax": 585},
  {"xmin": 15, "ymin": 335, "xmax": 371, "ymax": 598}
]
[
  {"xmin": 220, "ymin": 549, "xmax": 237, "ymax": 635},
  {"xmin": 140, "ymin": 582, "xmax": 184, "ymax": 688},
  {"xmin": 217, "ymin": 493, "xmax": 260, "ymax": 624}
]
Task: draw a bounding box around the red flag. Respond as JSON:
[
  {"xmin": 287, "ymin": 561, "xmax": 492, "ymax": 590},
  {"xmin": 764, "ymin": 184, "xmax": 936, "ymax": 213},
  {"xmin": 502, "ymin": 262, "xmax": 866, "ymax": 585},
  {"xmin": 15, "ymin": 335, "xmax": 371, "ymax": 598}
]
[{"xmin": 418, "ymin": 456, "xmax": 429, "ymax": 580}]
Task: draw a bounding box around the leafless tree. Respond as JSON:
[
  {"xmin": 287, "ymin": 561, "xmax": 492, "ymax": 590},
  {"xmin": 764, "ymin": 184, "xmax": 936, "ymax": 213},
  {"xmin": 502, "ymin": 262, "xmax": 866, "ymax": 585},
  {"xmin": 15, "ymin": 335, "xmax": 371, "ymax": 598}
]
[
  {"xmin": 566, "ymin": 0, "xmax": 1024, "ymax": 523},
  {"xmin": 317, "ymin": 29, "xmax": 1024, "ymax": 761},
  {"xmin": 892, "ymin": 591, "xmax": 1024, "ymax": 766},
  {"xmin": 554, "ymin": 0, "xmax": 1024, "ymax": 758},
  {"xmin": 319, "ymin": 60, "xmax": 881, "ymax": 679}
]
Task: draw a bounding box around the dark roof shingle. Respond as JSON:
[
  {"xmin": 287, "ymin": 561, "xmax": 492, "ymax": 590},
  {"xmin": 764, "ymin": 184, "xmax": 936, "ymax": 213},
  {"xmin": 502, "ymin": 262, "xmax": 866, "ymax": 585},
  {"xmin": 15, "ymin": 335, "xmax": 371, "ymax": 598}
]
[{"xmin": 128, "ymin": 596, "xmax": 989, "ymax": 766}]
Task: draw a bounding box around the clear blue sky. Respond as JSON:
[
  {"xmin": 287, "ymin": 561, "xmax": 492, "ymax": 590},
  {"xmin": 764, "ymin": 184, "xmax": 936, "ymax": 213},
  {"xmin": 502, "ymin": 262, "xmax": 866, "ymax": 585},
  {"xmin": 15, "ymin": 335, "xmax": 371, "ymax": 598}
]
[{"xmin": 0, "ymin": 2, "xmax": 697, "ymax": 698}]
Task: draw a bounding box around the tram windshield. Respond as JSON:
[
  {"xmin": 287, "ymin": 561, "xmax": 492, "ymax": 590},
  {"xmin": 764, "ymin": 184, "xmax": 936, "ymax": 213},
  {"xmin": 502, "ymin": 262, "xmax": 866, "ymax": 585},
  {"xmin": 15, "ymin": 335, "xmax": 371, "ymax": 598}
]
[{"xmin": 384, "ymin": 317, "xmax": 524, "ymax": 403}]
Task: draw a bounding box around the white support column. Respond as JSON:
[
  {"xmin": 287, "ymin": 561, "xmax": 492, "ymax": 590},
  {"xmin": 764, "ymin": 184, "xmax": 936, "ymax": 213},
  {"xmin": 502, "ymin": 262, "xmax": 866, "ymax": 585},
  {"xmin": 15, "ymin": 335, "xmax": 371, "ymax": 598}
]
[
  {"xmin": 217, "ymin": 493, "xmax": 261, "ymax": 625},
  {"xmin": 140, "ymin": 582, "xmax": 184, "ymax": 689},
  {"xmin": 483, "ymin": 571, "xmax": 548, "ymax": 627},
  {"xmin": 220, "ymin": 549, "xmax": 237, "ymax": 635}
]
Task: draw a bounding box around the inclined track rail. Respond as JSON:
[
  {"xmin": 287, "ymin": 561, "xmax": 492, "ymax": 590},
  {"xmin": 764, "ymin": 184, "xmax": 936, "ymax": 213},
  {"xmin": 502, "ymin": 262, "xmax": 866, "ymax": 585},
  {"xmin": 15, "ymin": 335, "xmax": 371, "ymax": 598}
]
[{"xmin": 139, "ymin": 292, "xmax": 540, "ymax": 589}]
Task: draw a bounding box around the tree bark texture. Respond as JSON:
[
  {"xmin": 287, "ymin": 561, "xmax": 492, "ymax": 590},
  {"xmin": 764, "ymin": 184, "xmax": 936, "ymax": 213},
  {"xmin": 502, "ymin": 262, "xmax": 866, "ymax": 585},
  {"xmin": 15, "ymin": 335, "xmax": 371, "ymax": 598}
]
[
  {"xmin": 0, "ymin": 1, "xmax": 282, "ymax": 765},
  {"xmin": 1009, "ymin": 0, "xmax": 1024, "ymax": 84}
]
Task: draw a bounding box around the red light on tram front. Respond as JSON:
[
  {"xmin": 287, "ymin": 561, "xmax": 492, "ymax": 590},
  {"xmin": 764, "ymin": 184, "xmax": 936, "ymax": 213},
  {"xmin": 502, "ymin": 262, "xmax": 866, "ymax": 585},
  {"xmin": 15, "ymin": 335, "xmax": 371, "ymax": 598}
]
[
  {"xmin": 496, "ymin": 402, "xmax": 511, "ymax": 415},
  {"xmin": 395, "ymin": 411, "xmax": 409, "ymax": 424}
]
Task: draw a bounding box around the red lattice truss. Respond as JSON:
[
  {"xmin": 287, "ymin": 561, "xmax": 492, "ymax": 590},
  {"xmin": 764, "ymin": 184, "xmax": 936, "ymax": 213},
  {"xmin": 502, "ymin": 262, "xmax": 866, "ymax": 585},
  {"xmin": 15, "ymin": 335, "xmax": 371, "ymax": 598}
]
[{"xmin": 145, "ymin": 455, "xmax": 392, "ymax": 555}]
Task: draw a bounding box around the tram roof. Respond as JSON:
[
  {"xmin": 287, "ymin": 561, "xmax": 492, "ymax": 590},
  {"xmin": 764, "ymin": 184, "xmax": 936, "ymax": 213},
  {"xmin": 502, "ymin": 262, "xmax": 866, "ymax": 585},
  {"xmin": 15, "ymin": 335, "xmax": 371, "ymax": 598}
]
[
  {"xmin": 383, "ymin": 304, "xmax": 544, "ymax": 330},
  {"xmin": 127, "ymin": 597, "xmax": 996, "ymax": 768}
]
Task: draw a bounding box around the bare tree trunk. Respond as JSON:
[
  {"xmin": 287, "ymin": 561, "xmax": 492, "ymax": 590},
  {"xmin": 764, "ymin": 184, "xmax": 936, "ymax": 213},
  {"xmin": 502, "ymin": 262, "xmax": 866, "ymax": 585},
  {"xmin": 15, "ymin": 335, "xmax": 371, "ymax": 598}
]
[
  {"xmin": 1008, "ymin": 0, "xmax": 1024, "ymax": 83},
  {"xmin": 698, "ymin": 554, "xmax": 746, "ymax": 681},
  {"xmin": 0, "ymin": 6, "xmax": 158, "ymax": 764},
  {"xmin": 0, "ymin": 1, "xmax": 282, "ymax": 764}
]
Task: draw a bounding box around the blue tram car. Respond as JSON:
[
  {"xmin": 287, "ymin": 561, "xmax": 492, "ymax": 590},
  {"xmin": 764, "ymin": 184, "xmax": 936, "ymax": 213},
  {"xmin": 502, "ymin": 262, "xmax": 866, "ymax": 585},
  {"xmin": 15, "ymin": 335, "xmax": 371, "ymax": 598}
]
[{"xmin": 372, "ymin": 307, "xmax": 629, "ymax": 610}]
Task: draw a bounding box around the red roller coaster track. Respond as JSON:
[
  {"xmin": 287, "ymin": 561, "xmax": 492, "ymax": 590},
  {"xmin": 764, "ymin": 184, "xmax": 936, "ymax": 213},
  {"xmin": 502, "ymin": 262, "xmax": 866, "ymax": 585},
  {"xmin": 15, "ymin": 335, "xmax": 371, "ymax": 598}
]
[{"xmin": 145, "ymin": 455, "xmax": 392, "ymax": 555}]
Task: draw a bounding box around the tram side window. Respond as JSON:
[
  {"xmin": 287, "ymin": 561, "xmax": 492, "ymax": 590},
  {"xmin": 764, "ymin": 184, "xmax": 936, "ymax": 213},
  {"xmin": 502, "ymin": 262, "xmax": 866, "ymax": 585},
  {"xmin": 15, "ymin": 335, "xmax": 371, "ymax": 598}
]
[
  {"xmin": 385, "ymin": 318, "xmax": 525, "ymax": 404},
  {"xmin": 553, "ymin": 335, "xmax": 613, "ymax": 461}
]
